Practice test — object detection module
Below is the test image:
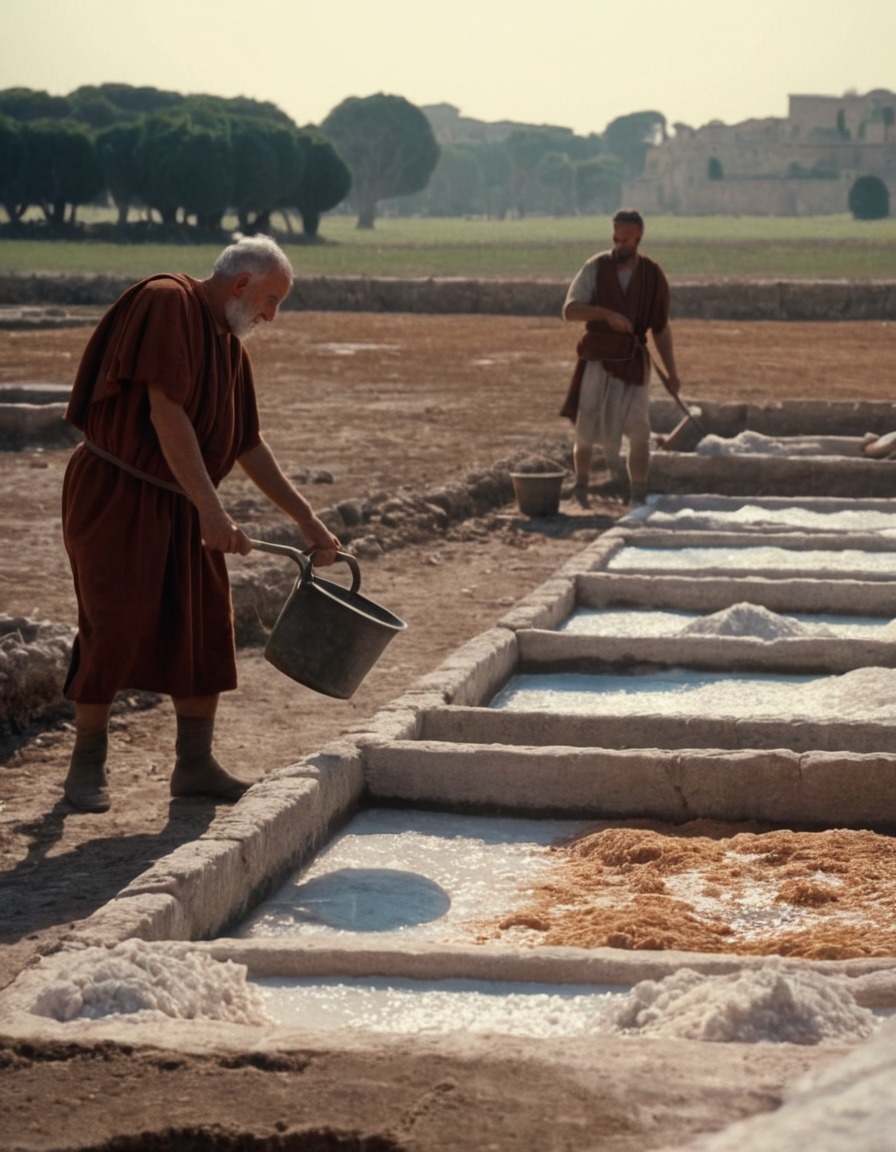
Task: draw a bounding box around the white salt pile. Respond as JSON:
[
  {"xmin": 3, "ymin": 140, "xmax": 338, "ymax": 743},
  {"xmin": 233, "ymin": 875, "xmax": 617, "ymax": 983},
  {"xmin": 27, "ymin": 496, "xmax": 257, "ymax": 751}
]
[
  {"xmin": 695, "ymin": 432, "xmax": 845, "ymax": 457},
  {"xmin": 30, "ymin": 939, "xmax": 269, "ymax": 1025},
  {"xmin": 804, "ymin": 666, "xmax": 896, "ymax": 715},
  {"xmin": 678, "ymin": 603, "xmax": 835, "ymax": 641},
  {"xmin": 607, "ymin": 964, "xmax": 875, "ymax": 1045}
]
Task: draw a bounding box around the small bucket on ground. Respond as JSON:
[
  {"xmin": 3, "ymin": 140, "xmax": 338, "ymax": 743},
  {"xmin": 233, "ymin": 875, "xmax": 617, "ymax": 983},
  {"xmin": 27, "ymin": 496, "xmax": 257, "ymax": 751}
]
[
  {"xmin": 509, "ymin": 456, "xmax": 566, "ymax": 516},
  {"xmin": 249, "ymin": 540, "xmax": 407, "ymax": 699}
]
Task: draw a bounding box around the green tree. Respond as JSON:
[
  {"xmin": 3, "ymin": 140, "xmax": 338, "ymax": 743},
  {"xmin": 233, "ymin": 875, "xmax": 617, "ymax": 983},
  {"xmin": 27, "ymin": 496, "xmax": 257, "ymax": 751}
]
[
  {"xmin": 574, "ymin": 155, "xmax": 624, "ymax": 214},
  {"xmin": 322, "ymin": 93, "xmax": 440, "ymax": 228},
  {"xmin": 537, "ymin": 152, "xmax": 575, "ymax": 216},
  {"xmin": 602, "ymin": 110, "xmax": 667, "ymax": 178},
  {"xmin": 135, "ymin": 108, "xmax": 234, "ymax": 228},
  {"xmin": 469, "ymin": 140, "xmax": 512, "ymax": 219},
  {"xmin": 707, "ymin": 156, "xmax": 724, "ymax": 180},
  {"xmin": 396, "ymin": 144, "xmax": 483, "ymax": 217},
  {"xmin": 231, "ymin": 117, "xmax": 304, "ymax": 234},
  {"xmin": 71, "ymin": 83, "xmax": 182, "ymax": 119},
  {"xmin": 0, "ymin": 114, "xmax": 26, "ymax": 222},
  {"xmin": 96, "ymin": 120, "xmax": 143, "ymax": 227},
  {"xmin": 504, "ymin": 129, "xmax": 556, "ymax": 216},
  {"xmin": 0, "ymin": 87, "xmax": 72, "ymax": 122},
  {"xmin": 20, "ymin": 118, "xmax": 105, "ymax": 227},
  {"xmin": 289, "ymin": 127, "xmax": 351, "ymax": 237},
  {"xmin": 849, "ymin": 174, "xmax": 890, "ymax": 220}
]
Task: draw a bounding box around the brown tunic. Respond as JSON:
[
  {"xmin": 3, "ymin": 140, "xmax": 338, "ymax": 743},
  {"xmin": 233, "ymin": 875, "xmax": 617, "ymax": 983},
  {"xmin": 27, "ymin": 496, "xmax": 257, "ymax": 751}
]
[
  {"xmin": 559, "ymin": 252, "xmax": 670, "ymax": 421},
  {"xmin": 62, "ymin": 274, "xmax": 261, "ymax": 703}
]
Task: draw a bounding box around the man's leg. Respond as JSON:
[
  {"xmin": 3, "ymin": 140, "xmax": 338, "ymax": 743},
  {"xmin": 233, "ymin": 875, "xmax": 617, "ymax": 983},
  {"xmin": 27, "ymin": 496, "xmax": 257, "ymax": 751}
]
[
  {"xmin": 65, "ymin": 702, "xmax": 113, "ymax": 812},
  {"xmin": 572, "ymin": 374, "xmax": 601, "ymax": 503},
  {"xmin": 624, "ymin": 384, "xmax": 652, "ymax": 504},
  {"xmin": 572, "ymin": 441, "xmax": 593, "ymax": 489},
  {"xmin": 627, "ymin": 431, "xmax": 650, "ymax": 501},
  {"xmin": 169, "ymin": 694, "xmax": 252, "ymax": 802}
]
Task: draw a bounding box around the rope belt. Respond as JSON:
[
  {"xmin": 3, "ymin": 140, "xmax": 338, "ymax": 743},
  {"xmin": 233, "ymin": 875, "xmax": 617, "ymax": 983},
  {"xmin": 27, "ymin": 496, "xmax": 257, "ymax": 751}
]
[{"xmin": 83, "ymin": 440, "xmax": 187, "ymax": 496}]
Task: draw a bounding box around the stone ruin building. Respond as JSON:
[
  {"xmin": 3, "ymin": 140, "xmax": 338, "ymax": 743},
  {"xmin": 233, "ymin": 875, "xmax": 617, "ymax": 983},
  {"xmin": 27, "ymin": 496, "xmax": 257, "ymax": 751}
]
[{"xmin": 624, "ymin": 88, "xmax": 896, "ymax": 215}]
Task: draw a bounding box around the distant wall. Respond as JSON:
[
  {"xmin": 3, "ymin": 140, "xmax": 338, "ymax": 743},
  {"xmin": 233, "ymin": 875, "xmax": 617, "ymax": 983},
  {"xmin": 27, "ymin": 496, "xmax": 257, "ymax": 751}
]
[{"xmin": 1, "ymin": 273, "xmax": 895, "ymax": 321}]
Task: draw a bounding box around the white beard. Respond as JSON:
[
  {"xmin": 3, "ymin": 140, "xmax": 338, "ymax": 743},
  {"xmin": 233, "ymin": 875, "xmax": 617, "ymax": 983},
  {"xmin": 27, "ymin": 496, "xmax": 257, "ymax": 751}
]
[{"xmin": 224, "ymin": 298, "xmax": 256, "ymax": 340}]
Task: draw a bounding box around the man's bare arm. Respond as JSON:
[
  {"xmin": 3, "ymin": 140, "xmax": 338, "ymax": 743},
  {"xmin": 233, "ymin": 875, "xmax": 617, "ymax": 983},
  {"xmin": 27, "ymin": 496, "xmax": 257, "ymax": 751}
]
[{"xmin": 239, "ymin": 439, "xmax": 341, "ymax": 563}]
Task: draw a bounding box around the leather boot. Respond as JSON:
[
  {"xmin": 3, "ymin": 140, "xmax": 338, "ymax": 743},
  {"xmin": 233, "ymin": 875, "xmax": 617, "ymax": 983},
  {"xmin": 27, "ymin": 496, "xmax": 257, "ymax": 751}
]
[
  {"xmin": 64, "ymin": 729, "xmax": 110, "ymax": 812},
  {"xmin": 170, "ymin": 715, "xmax": 252, "ymax": 802}
]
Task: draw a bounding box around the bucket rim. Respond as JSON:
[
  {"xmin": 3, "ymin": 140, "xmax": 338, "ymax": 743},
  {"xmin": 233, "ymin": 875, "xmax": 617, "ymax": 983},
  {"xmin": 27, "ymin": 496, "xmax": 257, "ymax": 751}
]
[{"xmin": 301, "ymin": 573, "xmax": 407, "ymax": 632}]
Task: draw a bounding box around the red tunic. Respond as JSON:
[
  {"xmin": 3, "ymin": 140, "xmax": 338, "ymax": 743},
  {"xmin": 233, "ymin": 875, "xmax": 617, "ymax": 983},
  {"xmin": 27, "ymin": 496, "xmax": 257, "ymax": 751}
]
[{"xmin": 62, "ymin": 274, "xmax": 261, "ymax": 703}]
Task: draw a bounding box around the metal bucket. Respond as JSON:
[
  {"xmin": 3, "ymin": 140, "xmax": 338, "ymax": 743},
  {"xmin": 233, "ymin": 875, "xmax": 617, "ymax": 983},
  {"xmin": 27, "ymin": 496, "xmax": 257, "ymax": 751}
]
[
  {"xmin": 249, "ymin": 540, "xmax": 407, "ymax": 699},
  {"xmin": 509, "ymin": 471, "xmax": 565, "ymax": 517}
]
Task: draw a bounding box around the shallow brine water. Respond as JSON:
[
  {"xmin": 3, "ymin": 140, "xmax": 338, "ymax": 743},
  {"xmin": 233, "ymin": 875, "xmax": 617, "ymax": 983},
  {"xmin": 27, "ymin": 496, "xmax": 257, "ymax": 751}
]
[
  {"xmin": 254, "ymin": 976, "xmax": 622, "ymax": 1036},
  {"xmin": 236, "ymin": 809, "xmax": 589, "ymax": 941}
]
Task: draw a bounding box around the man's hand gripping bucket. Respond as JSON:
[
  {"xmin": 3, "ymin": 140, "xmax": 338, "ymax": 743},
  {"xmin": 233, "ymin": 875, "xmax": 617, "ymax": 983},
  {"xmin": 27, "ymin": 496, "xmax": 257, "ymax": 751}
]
[{"xmin": 249, "ymin": 540, "xmax": 407, "ymax": 699}]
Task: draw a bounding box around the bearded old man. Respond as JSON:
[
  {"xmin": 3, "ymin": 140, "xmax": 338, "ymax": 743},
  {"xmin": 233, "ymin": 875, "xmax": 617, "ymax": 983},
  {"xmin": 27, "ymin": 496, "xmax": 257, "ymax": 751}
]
[
  {"xmin": 61, "ymin": 236, "xmax": 341, "ymax": 812},
  {"xmin": 560, "ymin": 208, "xmax": 683, "ymax": 505}
]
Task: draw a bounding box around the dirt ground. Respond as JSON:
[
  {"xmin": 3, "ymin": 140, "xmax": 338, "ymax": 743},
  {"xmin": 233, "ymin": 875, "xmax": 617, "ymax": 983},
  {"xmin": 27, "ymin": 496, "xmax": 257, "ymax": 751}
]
[{"xmin": 1, "ymin": 310, "xmax": 894, "ymax": 1151}]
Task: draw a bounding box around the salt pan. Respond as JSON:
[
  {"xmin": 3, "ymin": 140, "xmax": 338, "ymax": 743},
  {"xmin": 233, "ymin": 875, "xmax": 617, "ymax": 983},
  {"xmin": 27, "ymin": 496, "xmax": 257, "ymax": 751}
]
[{"xmin": 491, "ymin": 667, "xmax": 896, "ymax": 720}]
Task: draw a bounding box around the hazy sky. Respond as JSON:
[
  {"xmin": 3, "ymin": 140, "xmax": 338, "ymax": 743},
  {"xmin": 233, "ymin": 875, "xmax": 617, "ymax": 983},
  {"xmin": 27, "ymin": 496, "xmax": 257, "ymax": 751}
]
[{"xmin": 5, "ymin": 0, "xmax": 894, "ymax": 136}]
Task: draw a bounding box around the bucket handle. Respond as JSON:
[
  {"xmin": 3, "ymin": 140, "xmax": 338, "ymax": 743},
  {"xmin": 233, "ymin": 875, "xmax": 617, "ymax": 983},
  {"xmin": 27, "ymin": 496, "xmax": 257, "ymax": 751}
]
[{"xmin": 247, "ymin": 539, "xmax": 361, "ymax": 595}]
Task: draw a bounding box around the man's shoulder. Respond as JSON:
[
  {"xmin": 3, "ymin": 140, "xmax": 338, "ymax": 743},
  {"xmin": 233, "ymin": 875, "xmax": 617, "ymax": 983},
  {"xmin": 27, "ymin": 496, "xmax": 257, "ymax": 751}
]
[
  {"xmin": 637, "ymin": 253, "xmax": 667, "ymax": 277},
  {"xmin": 585, "ymin": 250, "xmax": 613, "ymax": 267},
  {"xmin": 129, "ymin": 274, "xmax": 205, "ymax": 317},
  {"xmin": 138, "ymin": 273, "xmax": 196, "ymax": 297}
]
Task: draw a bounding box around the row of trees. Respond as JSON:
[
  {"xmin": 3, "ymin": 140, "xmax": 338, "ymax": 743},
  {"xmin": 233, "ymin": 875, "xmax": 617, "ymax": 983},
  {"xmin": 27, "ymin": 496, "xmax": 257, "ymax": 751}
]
[
  {"xmin": 0, "ymin": 83, "xmax": 667, "ymax": 236},
  {"xmin": 393, "ymin": 111, "xmax": 665, "ymax": 219},
  {"xmin": 0, "ymin": 85, "xmax": 356, "ymax": 236}
]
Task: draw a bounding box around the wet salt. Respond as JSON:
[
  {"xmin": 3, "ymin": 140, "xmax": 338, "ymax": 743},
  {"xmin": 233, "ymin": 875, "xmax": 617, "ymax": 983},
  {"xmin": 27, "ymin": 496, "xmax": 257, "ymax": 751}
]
[
  {"xmin": 491, "ymin": 667, "xmax": 896, "ymax": 719},
  {"xmin": 255, "ymin": 976, "xmax": 620, "ymax": 1038},
  {"xmin": 30, "ymin": 939, "xmax": 269, "ymax": 1025},
  {"xmin": 607, "ymin": 965, "xmax": 875, "ymax": 1045},
  {"xmin": 695, "ymin": 431, "xmax": 855, "ymax": 457},
  {"xmin": 640, "ymin": 503, "xmax": 896, "ymax": 534},
  {"xmin": 237, "ymin": 809, "xmax": 587, "ymax": 941},
  {"xmin": 607, "ymin": 544, "xmax": 896, "ymax": 576},
  {"xmin": 255, "ymin": 965, "xmax": 878, "ymax": 1045},
  {"xmin": 561, "ymin": 607, "xmax": 889, "ymax": 639}
]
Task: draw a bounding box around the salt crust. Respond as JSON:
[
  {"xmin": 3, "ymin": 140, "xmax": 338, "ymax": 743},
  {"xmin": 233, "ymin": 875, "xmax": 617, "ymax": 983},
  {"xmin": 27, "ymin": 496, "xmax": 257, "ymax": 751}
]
[
  {"xmin": 30, "ymin": 940, "xmax": 270, "ymax": 1025},
  {"xmin": 606, "ymin": 963, "xmax": 875, "ymax": 1045}
]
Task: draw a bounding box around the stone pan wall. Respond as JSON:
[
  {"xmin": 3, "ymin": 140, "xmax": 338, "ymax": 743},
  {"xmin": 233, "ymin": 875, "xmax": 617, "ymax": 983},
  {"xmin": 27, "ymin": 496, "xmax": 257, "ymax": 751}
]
[{"xmin": 1, "ymin": 273, "xmax": 895, "ymax": 321}]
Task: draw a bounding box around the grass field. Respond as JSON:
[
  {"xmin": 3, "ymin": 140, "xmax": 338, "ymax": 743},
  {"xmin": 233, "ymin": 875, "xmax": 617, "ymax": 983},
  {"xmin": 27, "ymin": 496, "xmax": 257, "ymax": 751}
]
[{"xmin": 1, "ymin": 213, "xmax": 896, "ymax": 280}]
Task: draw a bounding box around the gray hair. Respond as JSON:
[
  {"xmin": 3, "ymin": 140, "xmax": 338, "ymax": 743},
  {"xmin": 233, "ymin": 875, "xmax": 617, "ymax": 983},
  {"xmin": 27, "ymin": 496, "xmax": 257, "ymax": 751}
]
[{"xmin": 212, "ymin": 235, "xmax": 294, "ymax": 282}]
